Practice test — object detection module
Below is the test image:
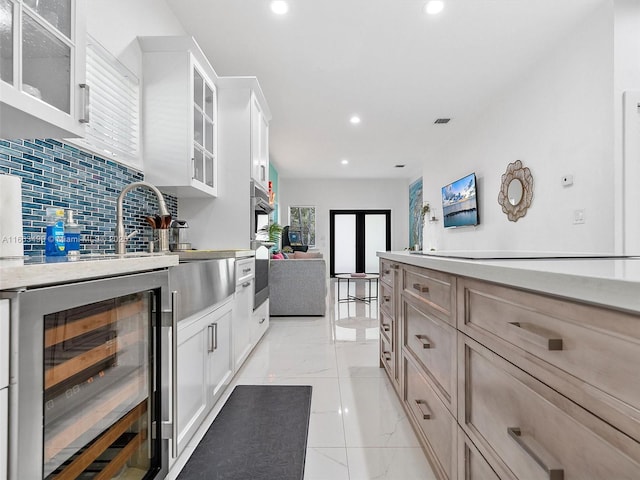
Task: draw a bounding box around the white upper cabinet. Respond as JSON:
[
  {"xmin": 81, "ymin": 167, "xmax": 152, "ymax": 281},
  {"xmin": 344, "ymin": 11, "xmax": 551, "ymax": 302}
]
[
  {"xmin": 250, "ymin": 91, "xmax": 269, "ymax": 190},
  {"xmin": 0, "ymin": 0, "xmax": 87, "ymax": 138},
  {"xmin": 139, "ymin": 36, "xmax": 218, "ymax": 198}
]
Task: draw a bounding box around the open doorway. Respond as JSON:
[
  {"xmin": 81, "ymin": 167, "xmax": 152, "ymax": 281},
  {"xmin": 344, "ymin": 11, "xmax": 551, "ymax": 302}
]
[{"xmin": 329, "ymin": 210, "xmax": 391, "ymax": 276}]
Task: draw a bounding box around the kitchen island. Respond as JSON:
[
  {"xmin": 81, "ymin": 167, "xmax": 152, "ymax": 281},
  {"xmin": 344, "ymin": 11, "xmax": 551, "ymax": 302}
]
[{"xmin": 377, "ymin": 251, "xmax": 640, "ymax": 480}]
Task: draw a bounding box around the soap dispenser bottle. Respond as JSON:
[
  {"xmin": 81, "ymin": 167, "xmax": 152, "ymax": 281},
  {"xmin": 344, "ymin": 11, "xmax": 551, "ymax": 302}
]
[
  {"xmin": 65, "ymin": 209, "xmax": 81, "ymax": 257},
  {"xmin": 45, "ymin": 207, "xmax": 66, "ymax": 256}
]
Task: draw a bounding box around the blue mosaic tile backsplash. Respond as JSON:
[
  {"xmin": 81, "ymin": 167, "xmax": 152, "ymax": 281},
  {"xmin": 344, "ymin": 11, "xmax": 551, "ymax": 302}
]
[{"xmin": 0, "ymin": 139, "xmax": 178, "ymax": 255}]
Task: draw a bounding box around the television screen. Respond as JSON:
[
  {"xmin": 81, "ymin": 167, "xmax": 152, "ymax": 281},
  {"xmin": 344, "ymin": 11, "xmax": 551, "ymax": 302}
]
[{"xmin": 441, "ymin": 173, "xmax": 479, "ymax": 228}]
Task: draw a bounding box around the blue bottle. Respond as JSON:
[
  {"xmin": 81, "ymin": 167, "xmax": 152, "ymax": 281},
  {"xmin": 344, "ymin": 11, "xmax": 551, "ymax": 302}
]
[
  {"xmin": 64, "ymin": 209, "xmax": 81, "ymax": 257},
  {"xmin": 45, "ymin": 207, "xmax": 66, "ymax": 256}
]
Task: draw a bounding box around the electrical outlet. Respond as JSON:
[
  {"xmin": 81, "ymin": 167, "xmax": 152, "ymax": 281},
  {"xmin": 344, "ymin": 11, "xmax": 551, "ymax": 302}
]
[{"xmin": 573, "ymin": 209, "xmax": 585, "ymax": 224}]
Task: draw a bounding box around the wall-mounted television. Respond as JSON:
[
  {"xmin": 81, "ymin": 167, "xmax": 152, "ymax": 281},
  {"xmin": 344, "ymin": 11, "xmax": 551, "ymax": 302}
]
[{"xmin": 441, "ymin": 172, "xmax": 479, "ymax": 228}]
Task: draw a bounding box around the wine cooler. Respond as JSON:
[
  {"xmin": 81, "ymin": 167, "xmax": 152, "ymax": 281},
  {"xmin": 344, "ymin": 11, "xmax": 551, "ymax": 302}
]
[{"xmin": 4, "ymin": 270, "xmax": 171, "ymax": 480}]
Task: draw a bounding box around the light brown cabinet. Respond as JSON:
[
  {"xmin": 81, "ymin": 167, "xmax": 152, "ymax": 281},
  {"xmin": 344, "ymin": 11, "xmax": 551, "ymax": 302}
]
[{"xmin": 378, "ymin": 256, "xmax": 640, "ymax": 480}]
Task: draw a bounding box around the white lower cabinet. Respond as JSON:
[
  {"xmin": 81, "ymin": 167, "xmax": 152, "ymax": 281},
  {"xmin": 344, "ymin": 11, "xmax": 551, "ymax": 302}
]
[
  {"xmin": 233, "ymin": 258, "xmax": 255, "ymax": 370},
  {"xmin": 175, "ymin": 298, "xmax": 233, "ymax": 458},
  {"xmin": 251, "ymin": 299, "xmax": 269, "ymax": 345}
]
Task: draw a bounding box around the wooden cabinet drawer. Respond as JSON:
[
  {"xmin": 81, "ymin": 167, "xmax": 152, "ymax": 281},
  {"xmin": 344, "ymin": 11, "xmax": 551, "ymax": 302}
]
[
  {"xmin": 402, "ymin": 296, "xmax": 456, "ymax": 413},
  {"xmin": 457, "ymin": 427, "xmax": 503, "ymax": 480},
  {"xmin": 380, "ymin": 259, "xmax": 399, "ymax": 287},
  {"xmin": 403, "ymin": 265, "xmax": 455, "ymax": 325},
  {"xmin": 404, "ymin": 355, "xmax": 457, "ymax": 480},
  {"xmin": 380, "ymin": 332, "xmax": 395, "ymax": 380},
  {"xmin": 380, "ymin": 308, "xmax": 393, "ymax": 345},
  {"xmin": 458, "ymin": 278, "xmax": 640, "ymax": 440},
  {"xmin": 380, "ymin": 282, "xmax": 394, "ymax": 318},
  {"xmin": 459, "ymin": 336, "xmax": 640, "ymax": 480}
]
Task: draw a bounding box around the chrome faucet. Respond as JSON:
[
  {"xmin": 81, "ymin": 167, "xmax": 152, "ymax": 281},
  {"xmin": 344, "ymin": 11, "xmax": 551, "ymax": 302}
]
[{"xmin": 115, "ymin": 181, "xmax": 169, "ymax": 255}]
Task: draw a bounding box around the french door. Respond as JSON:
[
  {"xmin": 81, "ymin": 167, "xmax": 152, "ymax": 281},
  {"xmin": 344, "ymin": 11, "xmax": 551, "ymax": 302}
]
[{"xmin": 329, "ymin": 210, "xmax": 391, "ymax": 276}]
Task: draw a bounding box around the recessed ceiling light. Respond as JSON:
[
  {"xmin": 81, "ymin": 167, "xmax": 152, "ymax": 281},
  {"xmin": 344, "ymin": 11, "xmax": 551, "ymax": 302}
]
[
  {"xmin": 341, "ymin": 159, "xmax": 349, "ymax": 165},
  {"xmin": 424, "ymin": 1, "xmax": 444, "ymax": 15},
  {"xmin": 270, "ymin": 0, "xmax": 289, "ymax": 15},
  {"xmin": 349, "ymin": 115, "xmax": 361, "ymax": 125}
]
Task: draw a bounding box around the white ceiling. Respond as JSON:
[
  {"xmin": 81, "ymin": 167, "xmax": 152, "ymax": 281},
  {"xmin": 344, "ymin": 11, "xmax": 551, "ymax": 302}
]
[{"xmin": 166, "ymin": 0, "xmax": 605, "ymax": 180}]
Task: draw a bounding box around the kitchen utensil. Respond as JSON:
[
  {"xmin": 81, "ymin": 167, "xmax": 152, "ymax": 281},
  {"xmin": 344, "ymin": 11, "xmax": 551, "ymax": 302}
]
[
  {"xmin": 144, "ymin": 215, "xmax": 157, "ymax": 228},
  {"xmin": 155, "ymin": 214, "xmax": 163, "ymax": 229},
  {"xmin": 0, "ymin": 174, "xmax": 24, "ymax": 257},
  {"xmin": 161, "ymin": 214, "xmax": 172, "ymax": 229},
  {"xmin": 156, "ymin": 229, "xmax": 170, "ymax": 252}
]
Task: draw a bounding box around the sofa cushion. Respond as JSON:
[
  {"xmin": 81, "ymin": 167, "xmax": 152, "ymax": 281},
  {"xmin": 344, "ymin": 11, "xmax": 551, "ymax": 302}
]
[{"xmin": 292, "ymin": 251, "xmax": 322, "ymax": 259}]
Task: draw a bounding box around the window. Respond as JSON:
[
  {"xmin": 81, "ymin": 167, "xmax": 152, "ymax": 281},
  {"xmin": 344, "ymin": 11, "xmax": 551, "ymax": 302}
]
[
  {"xmin": 70, "ymin": 36, "xmax": 141, "ymax": 169},
  {"xmin": 289, "ymin": 206, "xmax": 316, "ymax": 247}
]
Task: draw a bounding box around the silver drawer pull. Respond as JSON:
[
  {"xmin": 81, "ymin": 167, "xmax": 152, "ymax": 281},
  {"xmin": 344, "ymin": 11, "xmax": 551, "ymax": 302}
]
[
  {"xmin": 508, "ymin": 322, "xmax": 563, "ymax": 351},
  {"xmin": 508, "ymin": 427, "xmax": 564, "ymax": 480},
  {"xmin": 384, "ymin": 270, "xmax": 391, "ymax": 275},
  {"xmin": 207, "ymin": 324, "xmax": 215, "ymax": 352},
  {"xmin": 415, "ymin": 334, "xmax": 432, "ymax": 349},
  {"xmin": 242, "ymin": 281, "xmax": 251, "ymax": 288},
  {"xmin": 382, "ymin": 324, "xmax": 391, "ymax": 332},
  {"xmin": 383, "ymin": 352, "xmax": 391, "ymax": 361},
  {"xmin": 383, "ymin": 296, "xmax": 391, "ymax": 302},
  {"xmin": 391, "ymin": 264, "xmax": 399, "ymax": 270},
  {"xmin": 259, "ymin": 317, "xmax": 266, "ymax": 324},
  {"xmin": 414, "ymin": 399, "xmax": 432, "ymax": 420},
  {"xmin": 413, "ymin": 283, "xmax": 429, "ymax": 293},
  {"xmin": 243, "ymin": 268, "xmax": 251, "ymax": 273}
]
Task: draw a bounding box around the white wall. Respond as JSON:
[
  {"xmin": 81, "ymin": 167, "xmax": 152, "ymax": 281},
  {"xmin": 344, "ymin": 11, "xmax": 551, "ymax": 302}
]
[
  {"xmin": 85, "ymin": 0, "xmax": 186, "ymax": 76},
  {"xmin": 279, "ymin": 178, "xmax": 410, "ymax": 258},
  {"xmin": 422, "ymin": 3, "xmax": 616, "ymax": 254}
]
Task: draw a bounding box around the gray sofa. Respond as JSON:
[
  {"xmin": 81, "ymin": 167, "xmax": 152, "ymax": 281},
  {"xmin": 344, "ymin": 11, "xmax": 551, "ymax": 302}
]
[{"xmin": 269, "ymin": 258, "xmax": 327, "ymax": 316}]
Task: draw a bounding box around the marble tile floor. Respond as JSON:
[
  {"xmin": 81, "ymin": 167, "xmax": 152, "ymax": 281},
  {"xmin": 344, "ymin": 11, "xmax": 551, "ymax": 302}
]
[{"xmin": 170, "ymin": 279, "xmax": 436, "ymax": 480}]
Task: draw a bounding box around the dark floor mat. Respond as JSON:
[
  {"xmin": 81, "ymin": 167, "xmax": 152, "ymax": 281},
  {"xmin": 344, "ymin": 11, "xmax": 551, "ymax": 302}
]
[{"xmin": 177, "ymin": 385, "xmax": 312, "ymax": 480}]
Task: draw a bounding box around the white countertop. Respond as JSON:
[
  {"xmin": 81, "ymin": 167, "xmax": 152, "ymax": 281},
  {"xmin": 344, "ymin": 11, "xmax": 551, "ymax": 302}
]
[
  {"xmin": 0, "ymin": 253, "xmax": 180, "ymax": 290},
  {"xmin": 378, "ymin": 251, "xmax": 640, "ymax": 313},
  {"xmin": 177, "ymin": 249, "xmax": 255, "ymax": 261}
]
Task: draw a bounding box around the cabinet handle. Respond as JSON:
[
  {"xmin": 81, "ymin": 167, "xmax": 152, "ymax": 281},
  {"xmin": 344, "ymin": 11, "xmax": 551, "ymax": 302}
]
[
  {"xmin": 507, "ymin": 427, "xmax": 564, "ymax": 480},
  {"xmin": 79, "ymin": 83, "xmax": 90, "ymax": 123},
  {"xmin": 259, "ymin": 317, "xmax": 266, "ymax": 324},
  {"xmin": 415, "ymin": 334, "xmax": 432, "ymax": 349},
  {"xmin": 384, "ymin": 270, "xmax": 391, "ymax": 275},
  {"xmin": 213, "ymin": 322, "xmax": 218, "ymax": 350},
  {"xmin": 508, "ymin": 322, "xmax": 563, "ymax": 351},
  {"xmin": 207, "ymin": 324, "xmax": 215, "ymax": 352},
  {"xmin": 243, "ymin": 268, "xmax": 251, "ymax": 274},
  {"xmin": 383, "ymin": 352, "xmax": 391, "ymax": 361},
  {"xmin": 414, "ymin": 399, "xmax": 432, "ymax": 420},
  {"xmin": 391, "ymin": 264, "xmax": 399, "ymax": 270},
  {"xmin": 413, "ymin": 283, "xmax": 429, "ymax": 293},
  {"xmin": 170, "ymin": 290, "xmax": 178, "ymax": 458},
  {"xmin": 382, "ymin": 323, "xmax": 391, "ymax": 332},
  {"xmin": 383, "ymin": 295, "xmax": 391, "ymax": 302},
  {"xmin": 260, "ymin": 165, "xmax": 266, "ymax": 181},
  {"xmin": 242, "ymin": 281, "xmax": 251, "ymax": 288}
]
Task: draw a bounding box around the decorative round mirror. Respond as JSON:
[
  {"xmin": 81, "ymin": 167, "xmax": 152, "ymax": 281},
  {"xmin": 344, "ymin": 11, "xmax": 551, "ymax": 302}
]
[{"xmin": 498, "ymin": 160, "xmax": 533, "ymax": 221}]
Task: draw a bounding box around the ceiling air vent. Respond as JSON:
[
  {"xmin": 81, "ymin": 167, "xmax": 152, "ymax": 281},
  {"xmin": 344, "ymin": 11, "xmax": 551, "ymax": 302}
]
[
  {"xmin": 434, "ymin": 118, "xmax": 451, "ymax": 124},
  {"xmin": 394, "ymin": 164, "xmax": 406, "ymax": 168}
]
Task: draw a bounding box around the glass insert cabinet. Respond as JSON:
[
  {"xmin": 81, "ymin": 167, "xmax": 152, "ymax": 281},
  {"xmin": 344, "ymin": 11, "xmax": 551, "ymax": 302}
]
[
  {"xmin": 0, "ymin": 0, "xmax": 87, "ymax": 138},
  {"xmin": 3, "ymin": 270, "xmax": 170, "ymax": 480}
]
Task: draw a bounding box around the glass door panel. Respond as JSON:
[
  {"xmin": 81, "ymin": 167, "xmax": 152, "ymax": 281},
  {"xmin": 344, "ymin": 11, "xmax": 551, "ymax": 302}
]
[
  {"xmin": 365, "ymin": 214, "xmax": 386, "ymax": 273},
  {"xmin": 193, "ymin": 70, "xmax": 203, "ymax": 109},
  {"xmin": 205, "ymin": 118, "xmax": 213, "ymax": 152},
  {"xmin": 334, "ymin": 214, "xmax": 356, "ymax": 274},
  {"xmin": 43, "ymin": 293, "xmax": 152, "ymax": 479},
  {"xmin": 22, "ymin": 12, "xmax": 70, "ymax": 113},
  {"xmin": 24, "ymin": 0, "xmax": 71, "ymax": 39},
  {"xmin": 193, "ymin": 106, "xmax": 203, "ymax": 146},
  {"xmin": 193, "ymin": 148, "xmax": 203, "ymax": 183},
  {"xmin": 0, "ymin": 0, "xmax": 13, "ymax": 83},
  {"xmin": 204, "ymin": 83, "xmax": 214, "ymax": 118},
  {"xmin": 205, "ymin": 153, "xmax": 214, "ymax": 188}
]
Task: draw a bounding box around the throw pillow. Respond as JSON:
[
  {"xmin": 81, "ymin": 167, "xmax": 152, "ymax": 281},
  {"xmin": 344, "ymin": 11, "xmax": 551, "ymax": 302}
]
[
  {"xmin": 272, "ymin": 252, "xmax": 284, "ymax": 260},
  {"xmin": 293, "ymin": 251, "xmax": 321, "ymax": 259}
]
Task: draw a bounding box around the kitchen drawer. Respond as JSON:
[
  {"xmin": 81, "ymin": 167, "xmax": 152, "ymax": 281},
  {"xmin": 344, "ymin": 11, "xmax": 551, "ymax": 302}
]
[
  {"xmin": 457, "ymin": 427, "xmax": 503, "ymax": 480},
  {"xmin": 459, "ymin": 336, "xmax": 640, "ymax": 480},
  {"xmin": 403, "ymin": 265, "xmax": 455, "ymax": 325},
  {"xmin": 380, "ymin": 331, "xmax": 395, "ymax": 382},
  {"xmin": 458, "ymin": 277, "xmax": 640, "ymax": 440},
  {"xmin": 0, "ymin": 300, "xmax": 8, "ymax": 389},
  {"xmin": 0, "ymin": 388, "xmax": 6, "ymax": 480},
  {"xmin": 380, "ymin": 308, "xmax": 393, "ymax": 345},
  {"xmin": 235, "ymin": 258, "xmax": 255, "ymax": 285},
  {"xmin": 404, "ymin": 354, "xmax": 457, "ymax": 480},
  {"xmin": 402, "ymin": 295, "xmax": 456, "ymax": 413},
  {"xmin": 380, "ymin": 282, "xmax": 394, "ymax": 318},
  {"xmin": 380, "ymin": 259, "xmax": 400, "ymax": 287}
]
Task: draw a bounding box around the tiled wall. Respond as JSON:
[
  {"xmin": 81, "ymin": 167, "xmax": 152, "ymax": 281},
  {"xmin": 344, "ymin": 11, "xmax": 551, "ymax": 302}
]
[{"xmin": 0, "ymin": 139, "xmax": 178, "ymax": 255}]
